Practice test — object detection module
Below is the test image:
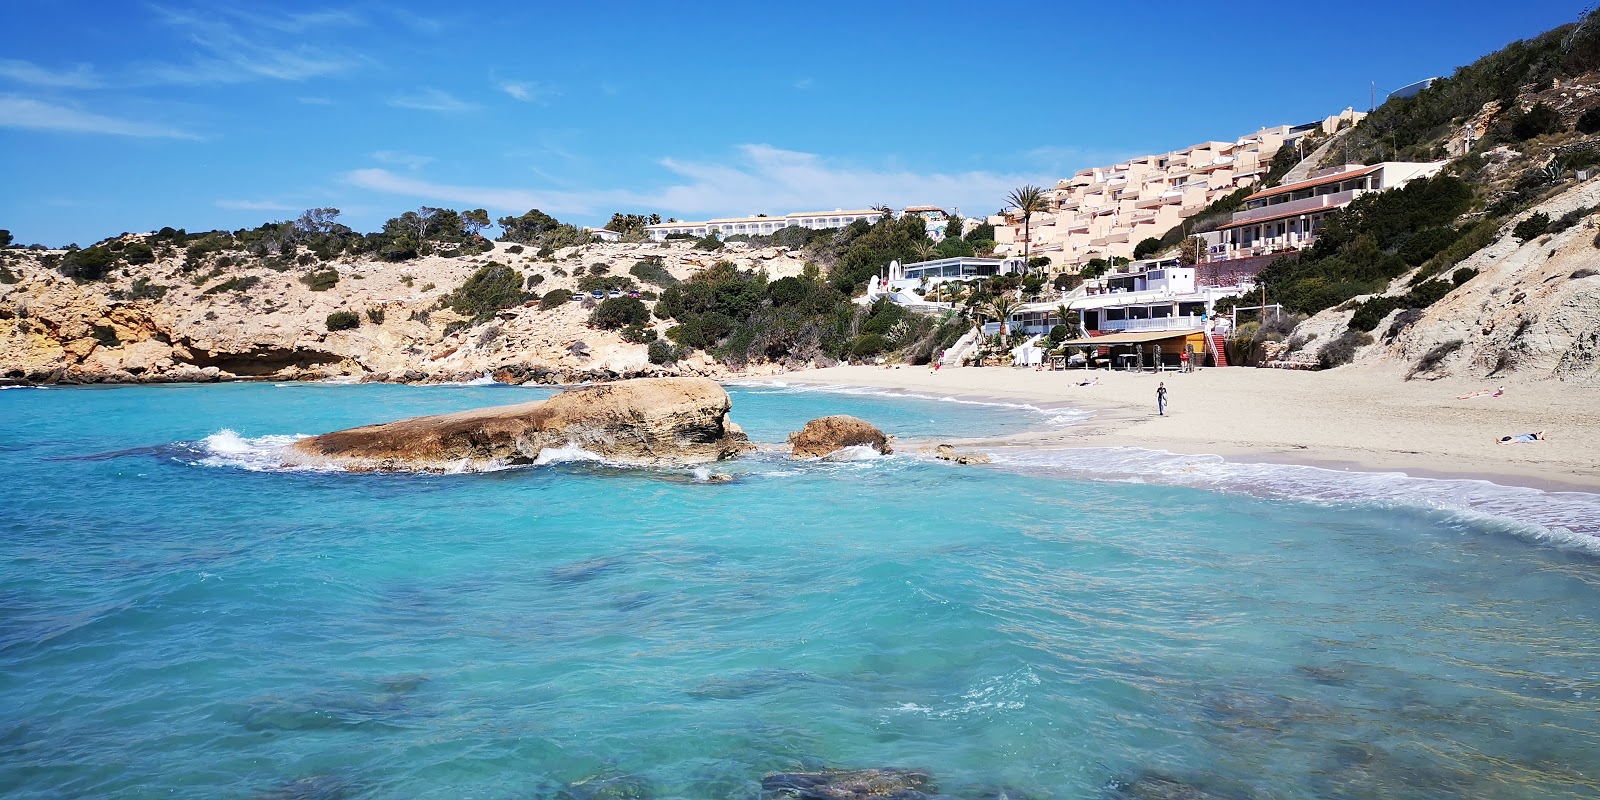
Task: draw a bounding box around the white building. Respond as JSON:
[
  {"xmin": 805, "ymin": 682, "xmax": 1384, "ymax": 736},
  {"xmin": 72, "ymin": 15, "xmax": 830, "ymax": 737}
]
[
  {"xmin": 646, "ymin": 209, "xmax": 885, "ymax": 241},
  {"xmin": 1202, "ymin": 161, "xmax": 1447, "ymax": 261},
  {"xmin": 866, "ymin": 256, "xmax": 1028, "ymax": 304}
]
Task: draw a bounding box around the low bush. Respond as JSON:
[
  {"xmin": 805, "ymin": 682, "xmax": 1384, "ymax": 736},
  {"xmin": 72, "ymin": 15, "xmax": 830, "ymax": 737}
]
[
  {"xmin": 202, "ymin": 275, "xmax": 261, "ymax": 295},
  {"xmin": 1512, "ymin": 213, "xmax": 1550, "ymax": 241},
  {"xmin": 59, "ymin": 245, "xmax": 118, "ymax": 281},
  {"xmin": 539, "ymin": 289, "xmax": 572, "ymax": 309},
  {"xmin": 1511, "ymin": 102, "xmax": 1563, "ymax": 140},
  {"xmin": 620, "ymin": 323, "xmax": 655, "ymax": 344},
  {"xmin": 647, "ymin": 339, "xmax": 678, "ymax": 364},
  {"xmin": 446, "ymin": 263, "xmax": 529, "ymax": 324},
  {"xmin": 1317, "ymin": 330, "xmax": 1372, "ymax": 369},
  {"xmin": 326, "ymin": 311, "xmax": 360, "ymax": 331},
  {"xmin": 1408, "ymin": 339, "xmax": 1464, "ymax": 379},
  {"xmin": 629, "ymin": 258, "xmax": 678, "ymax": 287},
  {"xmin": 589, "ymin": 297, "xmax": 650, "ymax": 329},
  {"xmin": 693, "ymin": 233, "xmax": 723, "ymax": 251},
  {"xmin": 505, "ymin": 244, "xmax": 525, "ymax": 254},
  {"xmin": 1579, "ymin": 107, "xmax": 1600, "ymax": 134},
  {"xmin": 1451, "ymin": 267, "xmax": 1478, "ymax": 286},
  {"xmin": 525, "ymin": 273, "xmax": 545, "ymax": 289},
  {"xmin": 0, "ymin": 263, "xmax": 18, "ymax": 284},
  {"xmin": 366, "ymin": 308, "xmax": 385, "ymax": 324},
  {"xmin": 300, "ymin": 269, "xmax": 340, "ymax": 291}
]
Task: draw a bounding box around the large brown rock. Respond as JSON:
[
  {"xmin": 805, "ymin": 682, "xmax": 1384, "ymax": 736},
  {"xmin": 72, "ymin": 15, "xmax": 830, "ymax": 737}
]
[
  {"xmin": 787, "ymin": 415, "xmax": 891, "ymax": 459},
  {"xmin": 285, "ymin": 377, "xmax": 751, "ymax": 471}
]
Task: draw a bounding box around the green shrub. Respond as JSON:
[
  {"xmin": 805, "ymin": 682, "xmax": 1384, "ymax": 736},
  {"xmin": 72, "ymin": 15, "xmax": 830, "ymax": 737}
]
[
  {"xmin": 202, "ymin": 275, "xmax": 261, "ymax": 295},
  {"xmin": 539, "ymin": 289, "xmax": 572, "ymax": 309},
  {"xmin": 1452, "ymin": 267, "xmax": 1478, "ymax": 286},
  {"xmin": 1317, "ymin": 330, "xmax": 1372, "ymax": 369},
  {"xmin": 647, "ymin": 339, "xmax": 677, "ymax": 364},
  {"xmin": 620, "ymin": 323, "xmax": 655, "ymax": 344},
  {"xmin": 525, "ymin": 273, "xmax": 545, "ymax": 289},
  {"xmin": 123, "ymin": 241, "xmax": 155, "ymax": 265},
  {"xmin": 59, "ymin": 246, "xmax": 117, "ymax": 281},
  {"xmin": 446, "ymin": 263, "xmax": 529, "ymax": 323},
  {"xmin": 326, "ymin": 311, "xmax": 360, "ymax": 331},
  {"xmin": 366, "ymin": 308, "xmax": 386, "ymax": 324},
  {"xmin": 1578, "ymin": 107, "xmax": 1600, "ymax": 134},
  {"xmin": 300, "ymin": 269, "xmax": 340, "ymax": 291},
  {"xmin": 506, "ymin": 244, "xmax": 525, "ymax": 254},
  {"xmin": 0, "ymin": 263, "xmax": 18, "ymax": 284},
  {"xmin": 1133, "ymin": 237, "xmax": 1163, "ymax": 259},
  {"xmin": 693, "ymin": 233, "xmax": 723, "ymax": 251},
  {"xmin": 589, "ymin": 297, "xmax": 650, "ymax": 329},
  {"xmin": 1512, "ymin": 213, "xmax": 1550, "ymax": 241},
  {"xmin": 1511, "ymin": 102, "xmax": 1563, "ymax": 140},
  {"xmin": 629, "ymin": 258, "xmax": 679, "ymax": 287},
  {"xmin": 848, "ymin": 333, "xmax": 893, "ymax": 358}
]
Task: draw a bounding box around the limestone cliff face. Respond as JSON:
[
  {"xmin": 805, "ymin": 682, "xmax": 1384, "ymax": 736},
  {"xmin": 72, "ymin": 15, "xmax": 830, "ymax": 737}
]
[
  {"xmin": 0, "ymin": 240, "xmax": 807, "ymax": 385},
  {"xmin": 284, "ymin": 377, "xmax": 752, "ymax": 471},
  {"xmin": 1298, "ymin": 179, "xmax": 1600, "ymax": 385}
]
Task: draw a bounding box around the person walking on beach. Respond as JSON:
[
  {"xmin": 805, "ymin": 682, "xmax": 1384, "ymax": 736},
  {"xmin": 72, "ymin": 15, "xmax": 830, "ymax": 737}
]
[{"xmin": 1156, "ymin": 382, "xmax": 1168, "ymax": 416}]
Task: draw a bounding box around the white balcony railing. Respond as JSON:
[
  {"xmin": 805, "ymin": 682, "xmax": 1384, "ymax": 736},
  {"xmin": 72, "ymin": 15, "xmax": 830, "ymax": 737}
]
[
  {"xmin": 1099, "ymin": 315, "xmax": 1205, "ymax": 333},
  {"xmin": 1231, "ymin": 189, "xmax": 1364, "ymax": 225}
]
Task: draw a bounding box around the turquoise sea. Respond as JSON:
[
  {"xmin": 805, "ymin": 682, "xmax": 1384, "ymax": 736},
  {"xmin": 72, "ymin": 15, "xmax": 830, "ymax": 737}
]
[{"xmin": 3, "ymin": 381, "xmax": 1599, "ymax": 799}]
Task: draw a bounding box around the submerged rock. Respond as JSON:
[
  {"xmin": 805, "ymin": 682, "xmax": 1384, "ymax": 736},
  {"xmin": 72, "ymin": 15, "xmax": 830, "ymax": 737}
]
[
  {"xmin": 787, "ymin": 415, "xmax": 891, "ymax": 459},
  {"xmin": 761, "ymin": 767, "xmax": 933, "ymax": 799},
  {"xmin": 284, "ymin": 377, "xmax": 752, "ymax": 472},
  {"xmin": 1105, "ymin": 773, "xmax": 1237, "ymax": 800},
  {"xmin": 557, "ymin": 772, "xmax": 656, "ymax": 799},
  {"xmin": 932, "ymin": 444, "xmax": 990, "ymax": 465}
]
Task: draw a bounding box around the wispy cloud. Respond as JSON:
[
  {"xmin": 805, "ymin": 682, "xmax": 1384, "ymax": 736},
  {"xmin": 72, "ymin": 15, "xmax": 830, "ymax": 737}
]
[
  {"xmin": 0, "ymin": 59, "xmax": 104, "ymax": 89},
  {"xmin": 372, "ymin": 150, "xmax": 435, "ymax": 170},
  {"xmin": 0, "ymin": 95, "xmax": 200, "ymax": 139},
  {"xmin": 497, "ymin": 79, "xmax": 551, "ymax": 103},
  {"xmin": 215, "ymin": 199, "xmax": 297, "ymax": 211},
  {"xmin": 343, "ymin": 144, "xmax": 1051, "ymax": 220},
  {"xmin": 389, "ymin": 88, "xmax": 475, "ymax": 112},
  {"xmin": 139, "ymin": 6, "xmax": 363, "ymax": 85},
  {"xmin": 793, "ymin": 78, "xmax": 814, "ymax": 90}
]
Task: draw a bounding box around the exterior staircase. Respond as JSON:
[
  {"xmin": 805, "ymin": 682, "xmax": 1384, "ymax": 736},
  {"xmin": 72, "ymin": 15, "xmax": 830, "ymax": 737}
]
[
  {"xmin": 940, "ymin": 328, "xmax": 980, "ymax": 367},
  {"xmin": 1209, "ymin": 333, "xmax": 1230, "ymax": 367}
]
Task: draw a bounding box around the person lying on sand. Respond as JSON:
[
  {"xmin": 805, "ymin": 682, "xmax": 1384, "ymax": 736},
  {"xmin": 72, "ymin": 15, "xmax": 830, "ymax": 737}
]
[
  {"xmin": 1496, "ymin": 431, "xmax": 1545, "ymax": 445},
  {"xmin": 1457, "ymin": 386, "xmax": 1505, "ymax": 399},
  {"xmin": 1076, "ymin": 377, "xmax": 1101, "ymax": 387}
]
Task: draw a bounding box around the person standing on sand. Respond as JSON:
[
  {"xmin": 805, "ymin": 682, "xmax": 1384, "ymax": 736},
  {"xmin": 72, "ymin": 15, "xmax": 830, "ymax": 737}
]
[{"xmin": 1157, "ymin": 382, "xmax": 1168, "ymax": 416}]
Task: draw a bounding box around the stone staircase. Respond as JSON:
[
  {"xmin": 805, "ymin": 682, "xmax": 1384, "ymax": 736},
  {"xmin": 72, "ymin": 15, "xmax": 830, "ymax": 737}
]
[{"xmin": 940, "ymin": 328, "xmax": 980, "ymax": 367}]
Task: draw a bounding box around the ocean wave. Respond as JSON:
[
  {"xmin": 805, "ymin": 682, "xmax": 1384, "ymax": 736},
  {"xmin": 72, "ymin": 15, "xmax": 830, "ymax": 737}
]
[
  {"xmin": 421, "ymin": 372, "xmax": 502, "ymax": 387},
  {"xmin": 184, "ymin": 429, "xmax": 316, "ymax": 472},
  {"xmin": 992, "ymin": 446, "xmax": 1600, "ymax": 554}
]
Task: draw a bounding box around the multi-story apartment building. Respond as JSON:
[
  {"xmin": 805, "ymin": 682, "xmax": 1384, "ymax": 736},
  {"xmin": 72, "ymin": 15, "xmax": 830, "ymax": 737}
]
[
  {"xmin": 645, "ymin": 209, "xmax": 884, "ymax": 241},
  {"xmin": 1200, "ymin": 160, "xmax": 1447, "ymax": 261},
  {"xmin": 991, "ymin": 110, "xmax": 1365, "ymax": 270}
]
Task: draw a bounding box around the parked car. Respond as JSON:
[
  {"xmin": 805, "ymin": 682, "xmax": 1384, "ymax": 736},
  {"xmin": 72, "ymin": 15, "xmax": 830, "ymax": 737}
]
[
  {"xmin": 626, "ymin": 290, "xmax": 641, "ymax": 298},
  {"xmin": 590, "ymin": 290, "xmax": 605, "ymax": 300},
  {"xmin": 568, "ymin": 293, "xmax": 584, "ymax": 302},
  {"xmin": 607, "ymin": 290, "xmax": 623, "ymax": 299}
]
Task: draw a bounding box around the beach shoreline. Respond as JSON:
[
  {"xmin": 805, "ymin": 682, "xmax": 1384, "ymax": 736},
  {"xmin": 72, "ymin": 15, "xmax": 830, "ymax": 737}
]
[{"xmin": 760, "ymin": 364, "xmax": 1600, "ymax": 493}]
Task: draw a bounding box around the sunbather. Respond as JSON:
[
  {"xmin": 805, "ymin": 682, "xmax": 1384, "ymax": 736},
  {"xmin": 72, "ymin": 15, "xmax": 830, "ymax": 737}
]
[
  {"xmin": 1458, "ymin": 386, "xmax": 1506, "ymax": 399},
  {"xmin": 1496, "ymin": 431, "xmax": 1544, "ymax": 444}
]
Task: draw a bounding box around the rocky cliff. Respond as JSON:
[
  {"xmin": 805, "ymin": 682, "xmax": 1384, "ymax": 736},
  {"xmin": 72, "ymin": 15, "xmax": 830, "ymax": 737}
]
[{"xmin": 0, "ymin": 239, "xmax": 808, "ymax": 385}]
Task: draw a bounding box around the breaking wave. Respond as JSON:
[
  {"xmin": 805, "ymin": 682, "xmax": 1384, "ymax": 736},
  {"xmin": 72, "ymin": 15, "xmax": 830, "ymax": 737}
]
[
  {"xmin": 992, "ymin": 446, "xmax": 1600, "ymax": 555},
  {"xmin": 183, "ymin": 429, "xmax": 314, "ymax": 472}
]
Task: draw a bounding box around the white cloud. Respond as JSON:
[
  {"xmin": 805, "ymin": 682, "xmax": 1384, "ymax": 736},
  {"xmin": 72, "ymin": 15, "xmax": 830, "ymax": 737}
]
[
  {"xmin": 497, "ymin": 80, "xmax": 551, "ymax": 103},
  {"xmin": 388, "ymin": 88, "xmax": 475, "ymax": 112},
  {"xmin": 215, "ymin": 199, "xmax": 298, "ymax": 211},
  {"xmin": 793, "ymin": 78, "xmax": 814, "ymax": 90},
  {"xmin": 0, "ymin": 59, "xmax": 104, "ymax": 89},
  {"xmin": 372, "ymin": 150, "xmax": 435, "ymax": 170},
  {"xmin": 342, "ymin": 144, "xmax": 1052, "ymax": 221},
  {"xmin": 0, "ymin": 95, "xmax": 200, "ymax": 139},
  {"xmin": 140, "ymin": 6, "xmax": 362, "ymax": 85}
]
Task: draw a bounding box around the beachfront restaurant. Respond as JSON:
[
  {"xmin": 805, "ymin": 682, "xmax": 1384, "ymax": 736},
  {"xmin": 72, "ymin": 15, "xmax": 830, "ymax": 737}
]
[{"xmin": 1055, "ymin": 329, "xmax": 1209, "ymax": 370}]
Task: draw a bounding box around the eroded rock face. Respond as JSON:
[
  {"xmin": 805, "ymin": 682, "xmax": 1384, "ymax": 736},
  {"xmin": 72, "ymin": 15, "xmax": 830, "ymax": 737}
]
[
  {"xmin": 788, "ymin": 415, "xmax": 891, "ymax": 459},
  {"xmin": 285, "ymin": 377, "xmax": 751, "ymax": 471}
]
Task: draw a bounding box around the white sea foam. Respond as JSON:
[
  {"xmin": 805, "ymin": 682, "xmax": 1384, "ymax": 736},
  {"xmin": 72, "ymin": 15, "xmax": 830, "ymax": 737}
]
[
  {"xmin": 820, "ymin": 445, "xmax": 887, "ymax": 462},
  {"xmin": 531, "ymin": 444, "xmax": 611, "ymax": 466},
  {"xmin": 422, "ymin": 372, "xmax": 501, "ymax": 387},
  {"xmin": 993, "ymin": 446, "xmax": 1600, "ymax": 555},
  {"xmin": 190, "ymin": 429, "xmax": 313, "ymax": 472}
]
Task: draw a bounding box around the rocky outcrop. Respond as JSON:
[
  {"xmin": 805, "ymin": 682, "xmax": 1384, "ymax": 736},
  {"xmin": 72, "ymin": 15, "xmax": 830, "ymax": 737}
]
[
  {"xmin": 761, "ymin": 768, "xmax": 933, "ymax": 799},
  {"xmin": 284, "ymin": 377, "xmax": 751, "ymax": 471},
  {"xmin": 933, "ymin": 444, "xmax": 991, "ymax": 465},
  {"xmin": 787, "ymin": 415, "xmax": 891, "ymax": 459}
]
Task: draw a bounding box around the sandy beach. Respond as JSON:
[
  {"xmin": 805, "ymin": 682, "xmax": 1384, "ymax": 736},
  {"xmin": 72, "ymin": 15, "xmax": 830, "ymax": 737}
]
[{"xmin": 773, "ymin": 363, "xmax": 1600, "ymax": 492}]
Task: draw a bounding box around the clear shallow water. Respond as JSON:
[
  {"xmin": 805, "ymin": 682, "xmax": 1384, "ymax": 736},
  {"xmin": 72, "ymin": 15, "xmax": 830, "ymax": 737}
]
[{"xmin": 2, "ymin": 383, "xmax": 1599, "ymax": 799}]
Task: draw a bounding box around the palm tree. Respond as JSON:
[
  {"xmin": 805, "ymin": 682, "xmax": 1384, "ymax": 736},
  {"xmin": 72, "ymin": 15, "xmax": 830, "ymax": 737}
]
[
  {"xmin": 1054, "ymin": 302, "xmax": 1081, "ymax": 335},
  {"xmin": 1005, "ymin": 184, "xmax": 1047, "ymax": 269},
  {"xmin": 985, "ymin": 294, "xmax": 1020, "ymax": 339},
  {"xmin": 872, "ymin": 204, "xmax": 894, "ymax": 222},
  {"xmin": 911, "ymin": 241, "xmax": 937, "ymax": 262}
]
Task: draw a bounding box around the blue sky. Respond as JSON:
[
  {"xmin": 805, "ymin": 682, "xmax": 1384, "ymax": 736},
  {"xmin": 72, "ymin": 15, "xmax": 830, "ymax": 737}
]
[{"xmin": 0, "ymin": 1, "xmax": 1587, "ymax": 246}]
